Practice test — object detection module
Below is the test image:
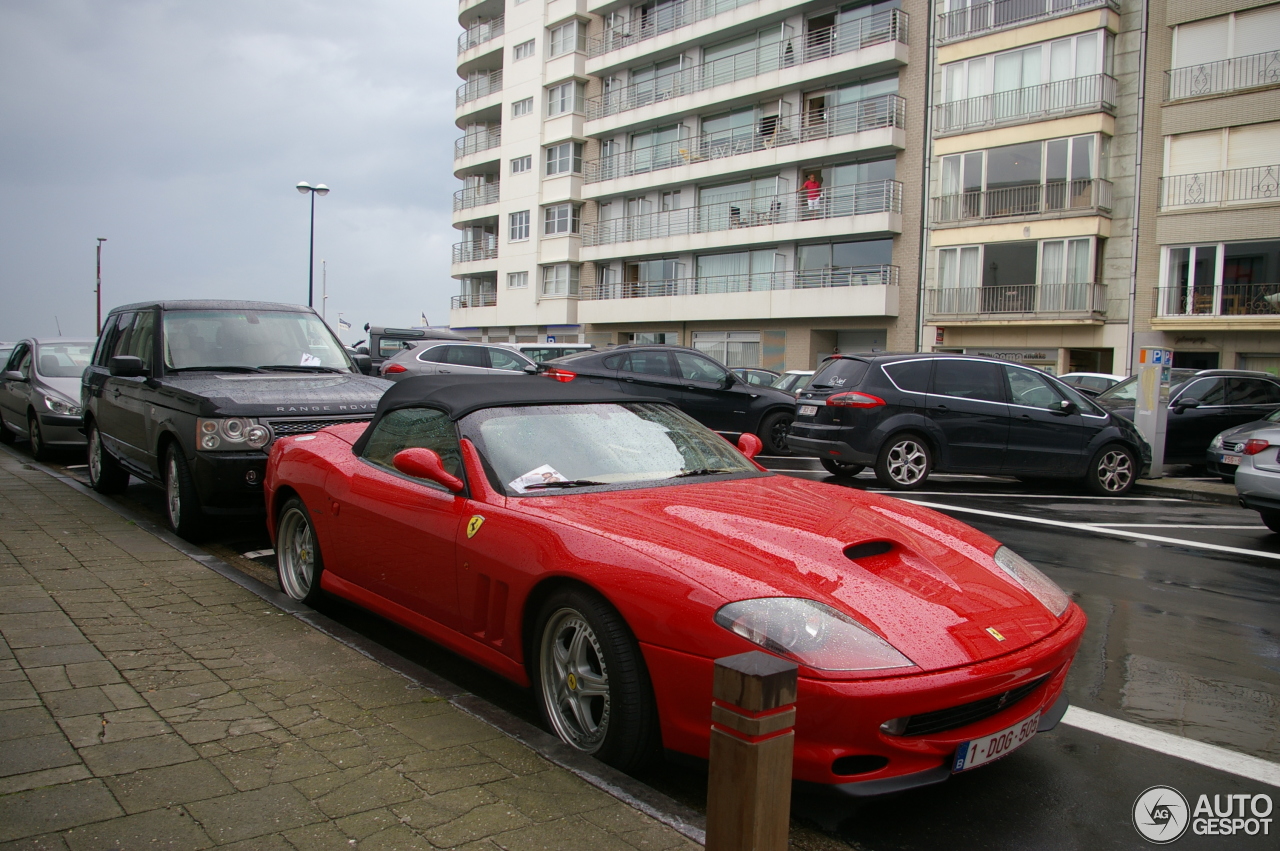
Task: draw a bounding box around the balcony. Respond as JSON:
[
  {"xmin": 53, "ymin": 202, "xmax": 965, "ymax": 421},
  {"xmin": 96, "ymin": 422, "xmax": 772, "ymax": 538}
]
[
  {"xmin": 932, "ymin": 179, "xmax": 1112, "ymax": 224},
  {"xmin": 1166, "ymin": 50, "xmax": 1280, "ymax": 101},
  {"xmin": 937, "ymin": 0, "xmax": 1118, "ymax": 45},
  {"xmin": 457, "ymin": 71, "xmax": 503, "ymax": 107},
  {"xmin": 453, "ymin": 184, "xmax": 500, "ymax": 212},
  {"xmin": 934, "ymin": 74, "xmax": 1115, "ymax": 135},
  {"xmin": 452, "ymin": 292, "xmax": 498, "ymax": 309},
  {"xmin": 587, "ymin": 0, "xmax": 759, "ymax": 58},
  {"xmin": 454, "ymin": 128, "xmax": 502, "ymax": 160},
  {"xmin": 452, "ymin": 241, "xmax": 498, "ymax": 263},
  {"xmin": 1157, "ymin": 283, "xmax": 1280, "ymax": 320},
  {"xmin": 584, "ymin": 266, "xmax": 898, "ymax": 300},
  {"xmin": 1159, "ymin": 165, "xmax": 1280, "ymax": 210},
  {"xmin": 584, "ymin": 94, "xmax": 906, "ymax": 183},
  {"xmin": 458, "ymin": 16, "xmax": 504, "ymax": 54},
  {"xmin": 585, "ymin": 10, "xmax": 908, "ymax": 120},
  {"xmin": 925, "ymin": 282, "xmax": 1107, "ymax": 321}
]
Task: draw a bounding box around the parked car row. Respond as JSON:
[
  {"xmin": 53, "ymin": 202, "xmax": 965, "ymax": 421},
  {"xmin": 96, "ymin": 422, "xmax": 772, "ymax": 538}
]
[{"xmin": 0, "ymin": 338, "xmax": 96, "ymax": 460}]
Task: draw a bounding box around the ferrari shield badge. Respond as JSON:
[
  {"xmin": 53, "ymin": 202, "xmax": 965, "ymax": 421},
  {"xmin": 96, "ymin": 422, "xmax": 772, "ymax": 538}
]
[
  {"xmin": 985, "ymin": 627, "xmax": 1006, "ymax": 642},
  {"xmin": 466, "ymin": 515, "xmax": 486, "ymax": 539}
]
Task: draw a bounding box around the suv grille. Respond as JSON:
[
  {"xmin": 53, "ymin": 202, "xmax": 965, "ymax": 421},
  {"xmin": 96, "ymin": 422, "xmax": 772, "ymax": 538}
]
[
  {"xmin": 266, "ymin": 417, "xmax": 372, "ymax": 437},
  {"xmin": 902, "ymin": 676, "xmax": 1048, "ymax": 737}
]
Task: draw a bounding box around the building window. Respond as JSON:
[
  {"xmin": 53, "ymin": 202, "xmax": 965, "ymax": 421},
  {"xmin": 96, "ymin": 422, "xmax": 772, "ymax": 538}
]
[
  {"xmin": 512, "ymin": 97, "xmax": 533, "ymax": 118},
  {"xmin": 937, "ymin": 135, "xmax": 1107, "ymax": 221},
  {"xmin": 543, "ymin": 203, "xmax": 581, "ymax": 235},
  {"xmin": 548, "ymin": 20, "xmax": 585, "ymax": 57},
  {"xmin": 541, "ymin": 264, "xmax": 580, "ymax": 296},
  {"xmin": 546, "ymin": 81, "xmax": 583, "ymax": 116},
  {"xmin": 691, "ymin": 331, "xmax": 761, "ymax": 368},
  {"xmin": 508, "ymin": 271, "xmax": 529, "ymax": 289},
  {"xmin": 511, "ymin": 155, "xmax": 532, "ymax": 174},
  {"xmin": 1170, "ymin": 6, "xmax": 1280, "ymax": 98},
  {"xmin": 1161, "ymin": 241, "xmax": 1280, "ymax": 317},
  {"xmin": 509, "ymin": 211, "xmax": 530, "ymax": 241},
  {"xmin": 1162, "ymin": 122, "xmax": 1280, "ymax": 207},
  {"xmin": 513, "ymin": 39, "xmax": 535, "ymax": 61},
  {"xmin": 631, "ymin": 332, "xmax": 672, "ymax": 344},
  {"xmin": 935, "ymin": 239, "xmax": 1094, "ymax": 312},
  {"xmin": 545, "ymin": 141, "xmax": 583, "ymax": 176}
]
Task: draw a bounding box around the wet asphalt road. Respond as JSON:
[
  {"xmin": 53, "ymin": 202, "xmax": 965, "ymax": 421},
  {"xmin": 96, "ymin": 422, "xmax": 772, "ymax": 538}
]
[{"xmin": 20, "ymin": 444, "xmax": 1280, "ymax": 850}]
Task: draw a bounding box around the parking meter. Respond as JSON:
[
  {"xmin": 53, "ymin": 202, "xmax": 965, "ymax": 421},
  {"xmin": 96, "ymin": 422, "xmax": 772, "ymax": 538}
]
[{"xmin": 1133, "ymin": 347, "xmax": 1172, "ymax": 477}]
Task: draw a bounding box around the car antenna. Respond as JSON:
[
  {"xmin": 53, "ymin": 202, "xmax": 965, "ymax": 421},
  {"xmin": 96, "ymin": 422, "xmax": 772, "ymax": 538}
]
[{"xmin": 54, "ymin": 315, "xmax": 62, "ymax": 335}]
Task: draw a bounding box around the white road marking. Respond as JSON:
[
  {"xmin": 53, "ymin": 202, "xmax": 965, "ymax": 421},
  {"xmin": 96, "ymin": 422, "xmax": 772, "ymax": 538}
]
[
  {"xmin": 242, "ymin": 549, "xmax": 275, "ymax": 559},
  {"xmin": 1062, "ymin": 706, "xmax": 1280, "ymax": 788},
  {"xmin": 872, "ymin": 492, "xmax": 1184, "ymax": 501},
  {"xmin": 1091, "ymin": 524, "xmax": 1266, "ymax": 530},
  {"xmin": 907, "ymin": 500, "xmax": 1280, "ymax": 563}
]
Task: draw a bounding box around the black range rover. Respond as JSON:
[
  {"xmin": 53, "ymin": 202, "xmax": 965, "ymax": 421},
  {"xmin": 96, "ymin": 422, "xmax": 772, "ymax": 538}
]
[{"xmin": 82, "ymin": 300, "xmax": 390, "ymax": 537}]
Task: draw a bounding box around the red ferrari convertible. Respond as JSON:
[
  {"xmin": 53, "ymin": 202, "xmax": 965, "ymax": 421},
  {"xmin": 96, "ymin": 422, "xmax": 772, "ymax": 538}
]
[{"xmin": 265, "ymin": 376, "xmax": 1086, "ymax": 794}]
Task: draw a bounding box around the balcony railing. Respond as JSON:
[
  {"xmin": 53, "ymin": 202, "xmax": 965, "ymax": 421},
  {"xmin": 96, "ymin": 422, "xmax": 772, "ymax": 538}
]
[
  {"xmin": 452, "ymin": 241, "xmax": 498, "ymax": 263},
  {"xmin": 934, "ymin": 74, "xmax": 1115, "ymax": 134},
  {"xmin": 937, "ymin": 0, "xmax": 1118, "ymax": 45},
  {"xmin": 588, "ymin": 0, "xmax": 759, "ymax": 58},
  {"xmin": 454, "ymin": 128, "xmax": 501, "ymax": 159},
  {"xmin": 1166, "ymin": 49, "xmax": 1280, "ymax": 101},
  {"xmin": 582, "ymin": 266, "xmax": 899, "ymax": 300},
  {"xmin": 926, "ymin": 282, "xmax": 1107, "ymax": 317},
  {"xmin": 584, "ymin": 180, "xmax": 902, "ymax": 246},
  {"xmin": 584, "ymin": 94, "xmax": 906, "ymax": 183},
  {"xmin": 1160, "ymin": 165, "xmax": 1280, "ymax": 209},
  {"xmin": 453, "ymin": 183, "xmax": 500, "ymax": 211},
  {"xmin": 458, "ymin": 16, "xmax": 504, "ymax": 54},
  {"xmin": 1158, "ymin": 283, "xmax": 1280, "ymax": 318},
  {"xmin": 452, "ymin": 292, "xmax": 498, "ymax": 309},
  {"xmin": 586, "ymin": 10, "xmax": 908, "ymax": 120},
  {"xmin": 932, "ymin": 179, "xmax": 1112, "ymax": 223},
  {"xmin": 457, "ymin": 71, "xmax": 503, "ymax": 107}
]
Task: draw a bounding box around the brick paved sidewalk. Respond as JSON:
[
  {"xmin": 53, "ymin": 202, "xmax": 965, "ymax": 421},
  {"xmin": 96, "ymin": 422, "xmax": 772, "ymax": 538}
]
[{"xmin": 0, "ymin": 453, "xmax": 699, "ymax": 851}]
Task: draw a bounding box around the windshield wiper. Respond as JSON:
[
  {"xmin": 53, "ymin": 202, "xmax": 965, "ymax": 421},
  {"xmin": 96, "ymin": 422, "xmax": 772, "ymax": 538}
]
[
  {"xmin": 169, "ymin": 365, "xmax": 266, "ymax": 373},
  {"xmin": 671, "ymin": 468, "xmax": 738, "ymax": 478},
  {"xmin": 258, "ymin": 365, "xmax": 347, "ymax": 373},
  {"xmin": 522, "ymin": 480, "xmax": 608, "ymax": 490}
]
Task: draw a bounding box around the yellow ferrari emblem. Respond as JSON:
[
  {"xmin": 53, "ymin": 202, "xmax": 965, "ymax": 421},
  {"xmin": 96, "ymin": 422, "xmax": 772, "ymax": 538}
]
[
  {"xmin": 466, "ymin": 515, "xmax": 485, "ymax": 539},
  {"xmin": 567, "ymin": 673, "xmax": 578, "ymax": 691},
  {"xmin": 986, "ymin": 627, "xmax": 1006, "ymax": 642}
]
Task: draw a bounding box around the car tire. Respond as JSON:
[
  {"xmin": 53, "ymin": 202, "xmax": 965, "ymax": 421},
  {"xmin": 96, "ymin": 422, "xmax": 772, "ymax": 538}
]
[
  {"xmin": 757, "ymin": 410, "xmax": 793, "ymax": 456},
  {"xmin": 1084, "ymin": 443, "xmax": 1137, "ymax": 496},
  {"xmin": 276, "ymin": 497, "xmax": 324, "ymax": 605},
  {"xmin": 27, "ymin": 413, "xmax": 51, "ymax": 462},
  {"xmin": 874, "ymin": 434, "xmax": 932, "ymax": 490},
  {"xmin": 1259, "ymin": 509, "xmax": 1280, "ymax": 534},
  {"xmin": 86, "ymin": 421, "xmax": 129, "ymax": 494},
  {"xmin": 164, "ymin": 444, "xmax": 205, "ymax": 540},
  {"xmin": 532, "ymin": 586, "xmax": 659, "ymax": 773},
  {"xmin": 820, "ymin": 459, "xmax": 865, "ymax": 478}
]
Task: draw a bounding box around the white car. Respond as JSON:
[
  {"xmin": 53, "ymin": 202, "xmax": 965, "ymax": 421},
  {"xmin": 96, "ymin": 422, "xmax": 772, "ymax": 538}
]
[
  {"xmin": 1233, "ymin": 423, "xmax": 1280, "ymax": 533},
  {"xmin": 772, "ymin": 370, "xmax": 815, "ymax": 395}
]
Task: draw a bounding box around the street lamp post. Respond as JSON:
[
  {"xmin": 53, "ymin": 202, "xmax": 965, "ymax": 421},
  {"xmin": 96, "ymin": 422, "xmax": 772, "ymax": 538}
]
[
  {"xmin": 295, "ymin": 182, "xmax": 330, "ymax": 308},
  {"xmin": 95, "ymin": 238, "xmax": 107, "ymax": 334}
]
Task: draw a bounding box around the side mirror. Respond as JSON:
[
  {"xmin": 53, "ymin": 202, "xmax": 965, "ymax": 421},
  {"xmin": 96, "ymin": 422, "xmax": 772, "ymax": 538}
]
[
  {"xmin": 1, "ymin": 370, "xmax": 25, "ymax": 382},
  {"xmin": 1173, "ymin": 398, "xmax": 1200, "ymax": 413},
  {"xmin": 351, "ymin": 353, "xmax": 373, "ymax": 374},
  {"xmin": 523, "ymin": 365, "xmax": 538, "ymax": 375},
  {"xmin": 108, "ymin": 356, "xmax": 149, "ymax": 377},
  {"xmin": 1056, "ymin": 399, "xmax": 1078, "ymax": 415},
  {"xmin": 720, "ymin": 372, "xmax": 737, "ymax": 388},
  {"xmin": 392, "ymin": 448, "xmax": 464, "ymax": 492},
  {"xmin": 737, "ymin": 432, "xmax": 763, "ymax": 460}
]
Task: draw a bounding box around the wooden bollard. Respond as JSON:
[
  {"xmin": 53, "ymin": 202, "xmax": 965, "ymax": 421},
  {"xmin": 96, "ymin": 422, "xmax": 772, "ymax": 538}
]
[{"xmin": 705, "ymin": 651, "xmax": 799, "ymax": 851}]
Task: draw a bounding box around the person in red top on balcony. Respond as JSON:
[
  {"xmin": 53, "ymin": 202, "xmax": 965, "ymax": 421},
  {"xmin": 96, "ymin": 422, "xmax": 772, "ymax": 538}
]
[{"xmin": 802, "ymin": 173, "xmax": 823, "ymax": 217}]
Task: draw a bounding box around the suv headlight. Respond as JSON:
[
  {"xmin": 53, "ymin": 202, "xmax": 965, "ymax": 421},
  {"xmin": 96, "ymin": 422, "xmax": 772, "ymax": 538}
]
[
  {"xmin": 44, "ymin": 394, "xmax": 81, "ymax": 417},
  {"xmin": 993, "ymin": 546, "xmax": 1069, "ymax": 617},
  {"xmin": 714, "ymin": 598, "xmax": 914, "ymax": 671},
  {"xmin": 196, "ymin": 418, "xmax": 272, "ymax": 451}
]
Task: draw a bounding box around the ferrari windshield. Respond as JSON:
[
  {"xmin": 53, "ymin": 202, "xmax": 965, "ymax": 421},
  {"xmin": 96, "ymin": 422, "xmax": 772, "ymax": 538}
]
[
  {"xmin": 162, "ymin": 309, "xmax": 352, "ymax": 372},
  {"xmin": 463, "ymin": 403, "xmax": 760, "ymax": 494}
]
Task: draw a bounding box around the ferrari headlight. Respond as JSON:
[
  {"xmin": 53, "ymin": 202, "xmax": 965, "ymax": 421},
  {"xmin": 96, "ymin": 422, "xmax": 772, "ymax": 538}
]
[
  {"xmin": 43, "ymin": 394, "xmax": 81, "ymax": 417},
  {"xmin": 994, "ymin": 546, "xmax": 1069, "ymax": 617},
  {"xmin": 714, "ymin": 598, "xmax": 914, "ymax": 671},
  {"xmin": 196, "ymin": 418, "xmax": 271, "ymax": 451}
]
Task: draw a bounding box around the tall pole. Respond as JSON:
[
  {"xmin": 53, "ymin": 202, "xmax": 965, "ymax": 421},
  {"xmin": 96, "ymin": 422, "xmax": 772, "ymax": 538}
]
[
  {"xmin": 96, "ymin": 238, "xmax": 107, "ymax": 334},
  {"xmin": 321, "ymin": 259, "xmax": 328, "ymax": 321},
  {"xmin": 308, "ymin": 190, "xmax": 316, "ymax": 308}
]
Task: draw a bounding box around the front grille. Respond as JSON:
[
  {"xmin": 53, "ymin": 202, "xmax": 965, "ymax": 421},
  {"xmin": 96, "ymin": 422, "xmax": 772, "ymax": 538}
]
[
  {"xmin": 902, "ymin": 676, "xmax": 1048, "ymax": 737},
  {"xmin": 266, "ymin": 417, "xmax": 372, "ymax": 437}
]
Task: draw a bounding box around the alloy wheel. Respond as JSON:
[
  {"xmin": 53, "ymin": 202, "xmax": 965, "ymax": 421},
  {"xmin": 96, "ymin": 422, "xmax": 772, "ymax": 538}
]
[
  {"xmin": 166, "ymin": 453, "xmax": 182, "ymax": 529},
  {"xmin": 886, "ymin": 439, "xmax": 928, "ymax": 485},
  {"xmin": 277, "ymin": 507, "xmax": 316, "ymax": 600},
  {"xmin": 539, "ymin": 607, "xmax": 611, "ymax": 753},
  {"xmin": 87, "ymin": 428, "xmax": 102, "ymax": 483},
  {"xmin": 1095, "ymin": 448, "xmax": 1134, "ymax": 493}
]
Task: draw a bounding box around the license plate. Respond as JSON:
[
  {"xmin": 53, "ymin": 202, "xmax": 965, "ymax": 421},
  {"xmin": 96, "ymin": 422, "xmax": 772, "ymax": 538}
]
[
  {"xmin": 952, "ymin": 711, "xmax": 1040, "ymax": 772},
  {"xmin": 1221, "ymin": 454, "xmax": 1242, "ymax": 466},
  {"xmin": 798, "ymin": 405, "xmax": 818, "ymax": 416}
]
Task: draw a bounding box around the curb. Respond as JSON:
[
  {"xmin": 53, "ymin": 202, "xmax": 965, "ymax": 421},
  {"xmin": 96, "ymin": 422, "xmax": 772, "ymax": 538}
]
[
  {"xmin": 2, "ymin": 445, "xmax": 708, "ymax": 846},
  {"xmin": 1132, "ymin": 481, "xmax": 1242, "ymax": 507}
]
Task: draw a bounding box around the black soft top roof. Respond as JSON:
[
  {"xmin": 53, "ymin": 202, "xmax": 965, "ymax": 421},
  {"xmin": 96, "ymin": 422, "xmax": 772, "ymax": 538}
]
[{"xmin": 350, "ymin": 375, "xmax": 661, "ymax": 455}]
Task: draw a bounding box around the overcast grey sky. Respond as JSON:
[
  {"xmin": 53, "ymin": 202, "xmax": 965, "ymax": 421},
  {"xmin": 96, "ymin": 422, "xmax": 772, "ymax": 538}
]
[{"xmin": 0, "ymin": 0, "xmax": 458, "ymax": 344}]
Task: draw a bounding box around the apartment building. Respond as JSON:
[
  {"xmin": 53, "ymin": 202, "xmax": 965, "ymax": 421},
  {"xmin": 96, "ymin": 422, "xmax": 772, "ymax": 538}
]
[
  {"xmin": 450, "ymin": 0, "xmax": 930, "ymax": 371},
  {"xmin": 919, "ymin": 0, "xmax": 1142, "ymax": 376},
  {"xmin": 1133, "ymin": 0, "xmax": 1280, "ymax": 373}
]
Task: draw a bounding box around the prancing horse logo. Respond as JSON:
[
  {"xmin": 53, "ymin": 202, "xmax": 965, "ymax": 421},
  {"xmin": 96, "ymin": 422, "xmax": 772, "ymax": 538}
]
[
  {"xmin": 985, "ymin": 627, "xmax": 1006, "ymax": 641},
  {"xmin": 466, "ymin": 515, "xmax": 485, "ymax": 538}
]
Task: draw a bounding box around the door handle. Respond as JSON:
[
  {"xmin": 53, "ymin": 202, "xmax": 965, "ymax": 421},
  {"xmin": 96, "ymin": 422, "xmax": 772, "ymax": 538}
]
[
  {"xmin": 109, "ymin": 387, "xmax": 121, "ymax": 397},
  {"xmin": 1019, "ymin": 414, "xmax": 1033, "ymax": 421},
  {"xmin": 933, "ymin": 404, "xmax": 948, "ymax": 412},
  {"xmin": 623, "ymin": 377, "xmax": 635, "ymax": 383},
  {"xmin": 438, "ymin": 369, "xmax": 451, "ymax": 374}
]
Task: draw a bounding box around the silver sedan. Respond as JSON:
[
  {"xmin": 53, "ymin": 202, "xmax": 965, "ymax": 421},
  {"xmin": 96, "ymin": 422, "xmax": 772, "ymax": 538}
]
[
  {"xmin": 379, "ymin": 341, "xmax": 537, "ymax": 382},
  {"xmin": 1233, "ymin": 423, "xmax": 1280, "ymax": 533},
  {"xmin": 0, "ymin": 337, "xmax": 96, "ymax": 460}
]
